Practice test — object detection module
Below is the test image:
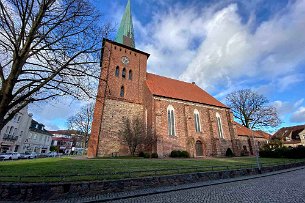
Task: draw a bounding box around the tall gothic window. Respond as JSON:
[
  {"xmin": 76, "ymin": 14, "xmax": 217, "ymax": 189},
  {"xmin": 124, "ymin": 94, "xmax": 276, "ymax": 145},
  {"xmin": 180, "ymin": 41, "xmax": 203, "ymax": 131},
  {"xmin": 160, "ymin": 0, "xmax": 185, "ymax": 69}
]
[
  {"xmin": 167, "ymin": 105, "xmax": 176, "ymax": 136},
  {"xmin": 122, "ymin": 68, "xmax": 126, "ymax": 78},
  {"xmin": 194, "ymin": 109, "xmax": 201, "ymax": 132},
  {"xmin": 120, "ymin": 86, "xmax": 124, "ymax": 97},
  {"xmin": 129, "ymin": 70, "xmax": 132, "ymax": 80},
  {"xmin": 115, "ymin": 66, "xmax": 119, "ymax": 77},
  {"xmin": 216, "ymin": 112, "xmax": 224, "ymax": 138}
]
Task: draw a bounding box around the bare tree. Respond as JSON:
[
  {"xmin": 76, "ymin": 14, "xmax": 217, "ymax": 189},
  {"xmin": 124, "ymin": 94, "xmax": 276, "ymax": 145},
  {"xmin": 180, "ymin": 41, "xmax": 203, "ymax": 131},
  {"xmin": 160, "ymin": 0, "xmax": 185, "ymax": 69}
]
[
  {"xmin": 119, "ymin": 117, "xmax": 145, "ymax": 156},
  {"xmin": 67, "ymin": 102, "xmax": 94, "ymax": 148},
  {"xmin": 0, "ymin": 0, "xmax": 112, "ymax": 130},
  {"xmin": 226, "ymin": 89, "xmax": 281, "ymax": 129}
]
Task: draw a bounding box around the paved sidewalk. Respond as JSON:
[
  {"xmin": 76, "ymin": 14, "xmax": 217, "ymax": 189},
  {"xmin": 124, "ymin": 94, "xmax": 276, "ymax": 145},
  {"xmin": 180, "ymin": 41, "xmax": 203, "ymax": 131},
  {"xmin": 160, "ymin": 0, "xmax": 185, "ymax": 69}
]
[{"xmin": 41, "ymin": 165, "xmax": 305, "ymax": 203}]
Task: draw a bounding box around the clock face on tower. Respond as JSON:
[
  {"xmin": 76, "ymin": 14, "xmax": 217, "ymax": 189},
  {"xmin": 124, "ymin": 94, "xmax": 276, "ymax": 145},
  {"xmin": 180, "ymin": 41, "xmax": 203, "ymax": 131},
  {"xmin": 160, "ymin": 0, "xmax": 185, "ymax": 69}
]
[{"xmin": 121, "ymin": 56, "xmax": 129, "ymax": 65}]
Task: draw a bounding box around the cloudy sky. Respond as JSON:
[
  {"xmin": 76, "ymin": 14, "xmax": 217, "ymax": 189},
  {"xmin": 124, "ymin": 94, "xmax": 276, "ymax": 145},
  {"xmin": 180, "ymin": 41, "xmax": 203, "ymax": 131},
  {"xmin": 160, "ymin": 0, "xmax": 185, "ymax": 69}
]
[{"xmin": 30, "ymin": 0, "xmax": 305, "ymax": 132}]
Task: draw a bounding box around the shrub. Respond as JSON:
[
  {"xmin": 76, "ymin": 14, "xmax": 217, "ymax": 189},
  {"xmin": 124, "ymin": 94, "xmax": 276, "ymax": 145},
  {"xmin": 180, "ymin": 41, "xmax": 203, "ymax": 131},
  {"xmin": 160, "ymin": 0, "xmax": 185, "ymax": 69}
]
[
  {"xmin": 260, "ymin": 146, "xmax": 305, "ymax": 159},
  {"xmin": 170, "ymin": 150, "xmax": 180, "ymax": 158},
  {"xmin": 225, "ymin": 148, "xmax": 234, "ymax": 157},
  {"xmin": 143, "ymin": 153, "xmax": 150, "ymax": 158},
  {"xmin": 170, "ymin": 150, "xmax": 190, "ymax": 158},
  {"xmin": 138, "ymin": 151, "xmax": 145, "ymax": 157},
  {"xmin": 151, "ymin": 153, "xmax": 158, "ymax": 158},
  {"xmin": 180, "ymin": 151, "xmax": 190, "ymax": 158}
]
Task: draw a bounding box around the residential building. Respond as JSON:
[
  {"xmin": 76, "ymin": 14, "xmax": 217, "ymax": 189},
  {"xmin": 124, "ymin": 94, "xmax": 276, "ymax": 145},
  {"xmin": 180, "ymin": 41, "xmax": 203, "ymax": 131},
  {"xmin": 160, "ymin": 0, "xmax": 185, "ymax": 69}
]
[
  {"xmin": 272, "ymin": 125, "xmax": 305, "ymax": 147},
  {"xmin": 48, "ymin": 130, "xmax": 84, "ymax": 154},
  {"xmin": 0, "ymin": 106, "xmax": 32, "ymax": 153},
  {"xmin": 23, "ymin": 120, "xmax": 53, "ymax": 153}
]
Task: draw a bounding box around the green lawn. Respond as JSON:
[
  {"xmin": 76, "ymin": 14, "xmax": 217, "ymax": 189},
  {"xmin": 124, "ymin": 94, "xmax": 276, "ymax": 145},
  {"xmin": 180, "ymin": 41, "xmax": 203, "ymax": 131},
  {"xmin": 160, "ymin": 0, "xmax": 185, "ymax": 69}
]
[{"xmin": 0, "ymin": 157, "xmax": 302, "ymax": 182}]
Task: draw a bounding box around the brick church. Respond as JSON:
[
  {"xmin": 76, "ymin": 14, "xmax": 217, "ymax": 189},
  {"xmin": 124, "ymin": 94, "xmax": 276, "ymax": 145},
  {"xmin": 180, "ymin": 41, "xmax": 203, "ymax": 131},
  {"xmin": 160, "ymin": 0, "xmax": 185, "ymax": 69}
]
[{"xmin": 87, "ymin": 0, "xmax": 268, "ymax": 158}]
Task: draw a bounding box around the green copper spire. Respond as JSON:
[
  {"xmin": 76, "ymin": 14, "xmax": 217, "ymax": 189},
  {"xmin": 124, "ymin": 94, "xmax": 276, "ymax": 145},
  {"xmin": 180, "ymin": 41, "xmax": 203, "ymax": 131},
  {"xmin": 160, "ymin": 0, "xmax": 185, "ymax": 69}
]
[{"xmin": 115, "ymin": 0, "xmax": 135, "ymax": 48}]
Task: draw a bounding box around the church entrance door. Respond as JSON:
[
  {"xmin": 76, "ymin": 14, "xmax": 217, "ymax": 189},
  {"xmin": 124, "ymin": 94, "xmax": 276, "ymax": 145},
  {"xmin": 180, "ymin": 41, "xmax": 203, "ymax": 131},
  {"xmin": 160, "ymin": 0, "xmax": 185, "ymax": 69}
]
[{"xmin": 195, "ymin": 140, "xmax": 203, "ymax": 157}]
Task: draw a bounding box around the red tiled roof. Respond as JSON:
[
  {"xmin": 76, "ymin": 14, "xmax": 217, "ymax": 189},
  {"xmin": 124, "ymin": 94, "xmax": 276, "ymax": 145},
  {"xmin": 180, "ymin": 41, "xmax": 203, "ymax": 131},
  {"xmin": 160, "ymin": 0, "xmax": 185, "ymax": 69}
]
[
  {"xmin": 234, "ymin": 122, "xmax": 264, "ymax": 138},
  {"xmin": 145, "ymin": 73, "xmax": 227, "ymax": 108},
  {"xmin": 255, "ymin": 130, "xmax": 272, "ymax": 140}
]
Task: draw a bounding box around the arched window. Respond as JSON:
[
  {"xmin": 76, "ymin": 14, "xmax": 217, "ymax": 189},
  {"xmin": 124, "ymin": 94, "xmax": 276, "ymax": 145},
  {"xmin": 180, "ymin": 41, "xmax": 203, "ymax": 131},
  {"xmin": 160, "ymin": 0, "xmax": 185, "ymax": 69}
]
[
  {"xmin": 167, "ymin": 105, "xmax": 175, "ymax": 136},
  {"xmin": 115, "ymin": 66, "xmax": 119, "ymax": 77},
  {"xmin": 216, "ymin": 112, "xmax": 224, "ymax": 138},
  {"xmin": 194, "ymin": 109, "xmax": 201, "ymax": 132},
  {"xmin": 122, "ymin": 68, "xmax": 126, "ymax": 78},
  {"xmin": 120, "ymin": 86, "xmax": 124, "ymax": 97},
  {"xmin": 129, "ymin": 70, "xmax": 132, "ymax": 80}
]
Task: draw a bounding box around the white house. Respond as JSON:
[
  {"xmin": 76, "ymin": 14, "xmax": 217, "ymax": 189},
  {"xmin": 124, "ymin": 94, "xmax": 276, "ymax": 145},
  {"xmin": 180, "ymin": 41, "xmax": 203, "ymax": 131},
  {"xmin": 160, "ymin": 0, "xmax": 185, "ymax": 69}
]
[{"xmin": 0, "ymin": 107, "xmax": 32, "ymax": 153}]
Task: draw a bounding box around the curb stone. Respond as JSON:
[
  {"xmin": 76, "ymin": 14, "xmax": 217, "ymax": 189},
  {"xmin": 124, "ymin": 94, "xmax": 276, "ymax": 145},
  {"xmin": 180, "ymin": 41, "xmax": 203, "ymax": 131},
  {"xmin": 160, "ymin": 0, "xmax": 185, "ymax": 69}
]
[{"xmin": 30, "ymin": 166, "xmax": 305, "ymax": 203}]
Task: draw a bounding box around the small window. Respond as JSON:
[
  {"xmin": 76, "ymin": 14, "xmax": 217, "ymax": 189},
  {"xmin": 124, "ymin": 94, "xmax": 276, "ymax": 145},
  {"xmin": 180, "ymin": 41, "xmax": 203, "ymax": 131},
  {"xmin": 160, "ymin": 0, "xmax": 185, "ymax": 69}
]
[
  {"xmin": 129, "ymin": 70, "xmax": 132, "ymax": 80},
  {"xmin": 5, "ymin": 126, "xmax": 10, "ymax": 133},
  {"xmin": 120, "ymin": 86, "xmax": 125, "ymax": 97},
  {"xmin": 115, "ymin": 66, "xmax": 119, "ymax": 77},
  {"xmin": 9, "ymin": 126, "xmax": 14, "ymax": 135},
  {"xmin": 122, "ymin": 68, "xmax": 126, "ymax": 78}
]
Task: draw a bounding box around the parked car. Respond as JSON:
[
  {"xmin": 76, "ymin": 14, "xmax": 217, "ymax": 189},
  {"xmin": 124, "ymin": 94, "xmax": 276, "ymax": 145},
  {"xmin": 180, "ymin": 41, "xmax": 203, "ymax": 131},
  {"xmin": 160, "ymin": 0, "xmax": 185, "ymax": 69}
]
[
  {"xmin": 47, "ymin": 152, "xmax": 58, "ymax": 157},
  {"xmin": 20, "ymin": 153, "xmax": 31, "ymax": 159},
  {"xmin": 20, "ymin": 152, "xmax": 37, "ymax": 159},
  {"xmin": 0, "ymin": 153, "xmax": 19, "ymax": 160}
]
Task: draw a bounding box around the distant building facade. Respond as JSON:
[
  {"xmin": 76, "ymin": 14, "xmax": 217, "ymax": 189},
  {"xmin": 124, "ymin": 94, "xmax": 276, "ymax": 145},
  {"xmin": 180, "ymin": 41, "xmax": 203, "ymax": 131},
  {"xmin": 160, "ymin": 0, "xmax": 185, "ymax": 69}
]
[
  {"xmin": 0, "ymin": 107, "xmax": 32, "ymax": 153},
  {"xmin": 48, "ymin": 130, "xmax": 83, "ymax": 154},
  {"xmin": 273, "ymin": 125, "xmax": 305, "ymax": 147},
  {"xmin": 23, "ymin": 120, "xmax": 53, "ymax": 153}
]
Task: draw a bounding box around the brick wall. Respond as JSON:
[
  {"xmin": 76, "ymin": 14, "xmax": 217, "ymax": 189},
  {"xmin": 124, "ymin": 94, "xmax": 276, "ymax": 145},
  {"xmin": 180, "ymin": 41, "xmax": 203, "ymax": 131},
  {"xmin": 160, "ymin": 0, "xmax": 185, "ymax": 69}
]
[
  {"xmin": 153, "ymin": 97, "xmax": 234, "ymax": 158},
  {"xmin": 98, "ymin": 99, "xmax": 144, "ymax": 156}
]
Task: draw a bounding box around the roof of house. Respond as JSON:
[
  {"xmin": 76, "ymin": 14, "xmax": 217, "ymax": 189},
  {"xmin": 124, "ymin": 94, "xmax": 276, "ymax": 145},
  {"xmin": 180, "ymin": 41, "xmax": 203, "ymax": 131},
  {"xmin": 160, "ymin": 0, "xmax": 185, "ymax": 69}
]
[
  {"xmin": 52, "ymin": 137, "xmax": 73, "ymax": 142},
  {"xmin": 29, "ymin": 120, "xmax": 52, "ymax": 136},
  {"xmin": 255, "ymin": 130, "xmax": 272, "ymax": 140},
  {"xmin": 234, "ymin": 122, "xmax": 264, "ymax": 138},
  {"xmin": 145, "ymin": 73, "xmax": 228, "ymax": 108},
  {"xmin": 48, "ymin": 130, "xmax": 81, "ymax": 135},
  {"xmin": 272, "ymin": 125, "xmax": 305, "ymax": 140}
]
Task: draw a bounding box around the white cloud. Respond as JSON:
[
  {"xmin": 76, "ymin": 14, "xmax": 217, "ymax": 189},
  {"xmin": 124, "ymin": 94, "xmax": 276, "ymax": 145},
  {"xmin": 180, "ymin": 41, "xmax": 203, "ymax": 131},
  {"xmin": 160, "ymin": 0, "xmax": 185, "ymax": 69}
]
[
  {"xmin": 273, "ymin": 99, "xmax": 305, "ymax": 124},
  {"xmin": 291, "ymin": 106, "xmax": 305, "ymax": 123},
  {"xmin": 29, "ymin": 98, "xmax": 91, "ymax": 130},
  {"xmin": 179, "ymin": 0, "xmax": 305, "ymax": 91}
]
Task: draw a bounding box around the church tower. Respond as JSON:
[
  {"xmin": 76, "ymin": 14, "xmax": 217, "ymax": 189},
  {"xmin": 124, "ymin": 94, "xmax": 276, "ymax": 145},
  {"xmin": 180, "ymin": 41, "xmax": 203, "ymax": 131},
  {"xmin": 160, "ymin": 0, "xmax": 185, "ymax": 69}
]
[{"xmin": 88, "ymin": 0, "xmax": 150, "ymax": 158}]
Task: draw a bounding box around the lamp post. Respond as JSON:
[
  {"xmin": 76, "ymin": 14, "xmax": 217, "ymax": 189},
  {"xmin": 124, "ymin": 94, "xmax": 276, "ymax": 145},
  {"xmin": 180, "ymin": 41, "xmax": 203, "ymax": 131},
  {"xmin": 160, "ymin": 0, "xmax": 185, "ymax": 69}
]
[{"xmin": 249, "ymin": 119, "xmax": 261, "ymax": 172}]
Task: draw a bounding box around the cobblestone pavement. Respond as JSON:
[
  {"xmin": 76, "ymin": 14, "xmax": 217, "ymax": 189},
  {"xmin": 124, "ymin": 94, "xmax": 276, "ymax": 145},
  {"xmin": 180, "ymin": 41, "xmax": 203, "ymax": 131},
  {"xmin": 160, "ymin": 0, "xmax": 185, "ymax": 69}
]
[{"xmin": 106, "ymin": 168, "xmax": 305, "ymax": 203}]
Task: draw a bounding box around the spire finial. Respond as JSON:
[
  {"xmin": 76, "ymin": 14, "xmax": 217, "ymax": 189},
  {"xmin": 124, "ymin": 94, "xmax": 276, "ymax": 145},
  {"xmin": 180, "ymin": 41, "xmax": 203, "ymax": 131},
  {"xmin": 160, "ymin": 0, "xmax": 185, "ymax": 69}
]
[{"xmin": 115, "ymin": 0, "xmax": 135, "ymax": 48}]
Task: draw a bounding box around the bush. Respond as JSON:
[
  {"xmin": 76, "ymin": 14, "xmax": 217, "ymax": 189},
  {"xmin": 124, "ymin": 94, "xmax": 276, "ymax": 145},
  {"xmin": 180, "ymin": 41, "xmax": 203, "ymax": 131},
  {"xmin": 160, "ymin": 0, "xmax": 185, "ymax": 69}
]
[
  {"xmin": 138, "ymin": 151, "xmax": 145, "ymax": 157},
  {"xmin": 225, "ymin": 148, "xmax": 234, "ymax": 157},
  {"xmin": 260, "ymin": 146, "xmax": 305, "ymax": 159},
  {"xmin": 180, "ymin": 151, "xmax": 190, "ymax": 158},
  {"xmin": 151, "ymin": 153, "xmax": 158, "ymax": 158},
  {"xmin": 170, "ymin": 150, "xmax": 190, "ymax": 158},
  {"xmin": 143, "ymin": 153, "xmax": 150, "ymax": 158}
]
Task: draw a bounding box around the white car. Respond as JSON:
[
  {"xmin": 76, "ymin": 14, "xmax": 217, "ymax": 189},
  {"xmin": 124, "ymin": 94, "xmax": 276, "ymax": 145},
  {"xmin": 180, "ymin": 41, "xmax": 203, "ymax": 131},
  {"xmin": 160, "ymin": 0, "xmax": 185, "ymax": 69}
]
[
  {"xmin": 0, "ymin": 153, "xmax": 20, "ymax": 160},
  {"xmin": 20, "ymin": 152, "xmax": 37, "ymax": 159}
]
